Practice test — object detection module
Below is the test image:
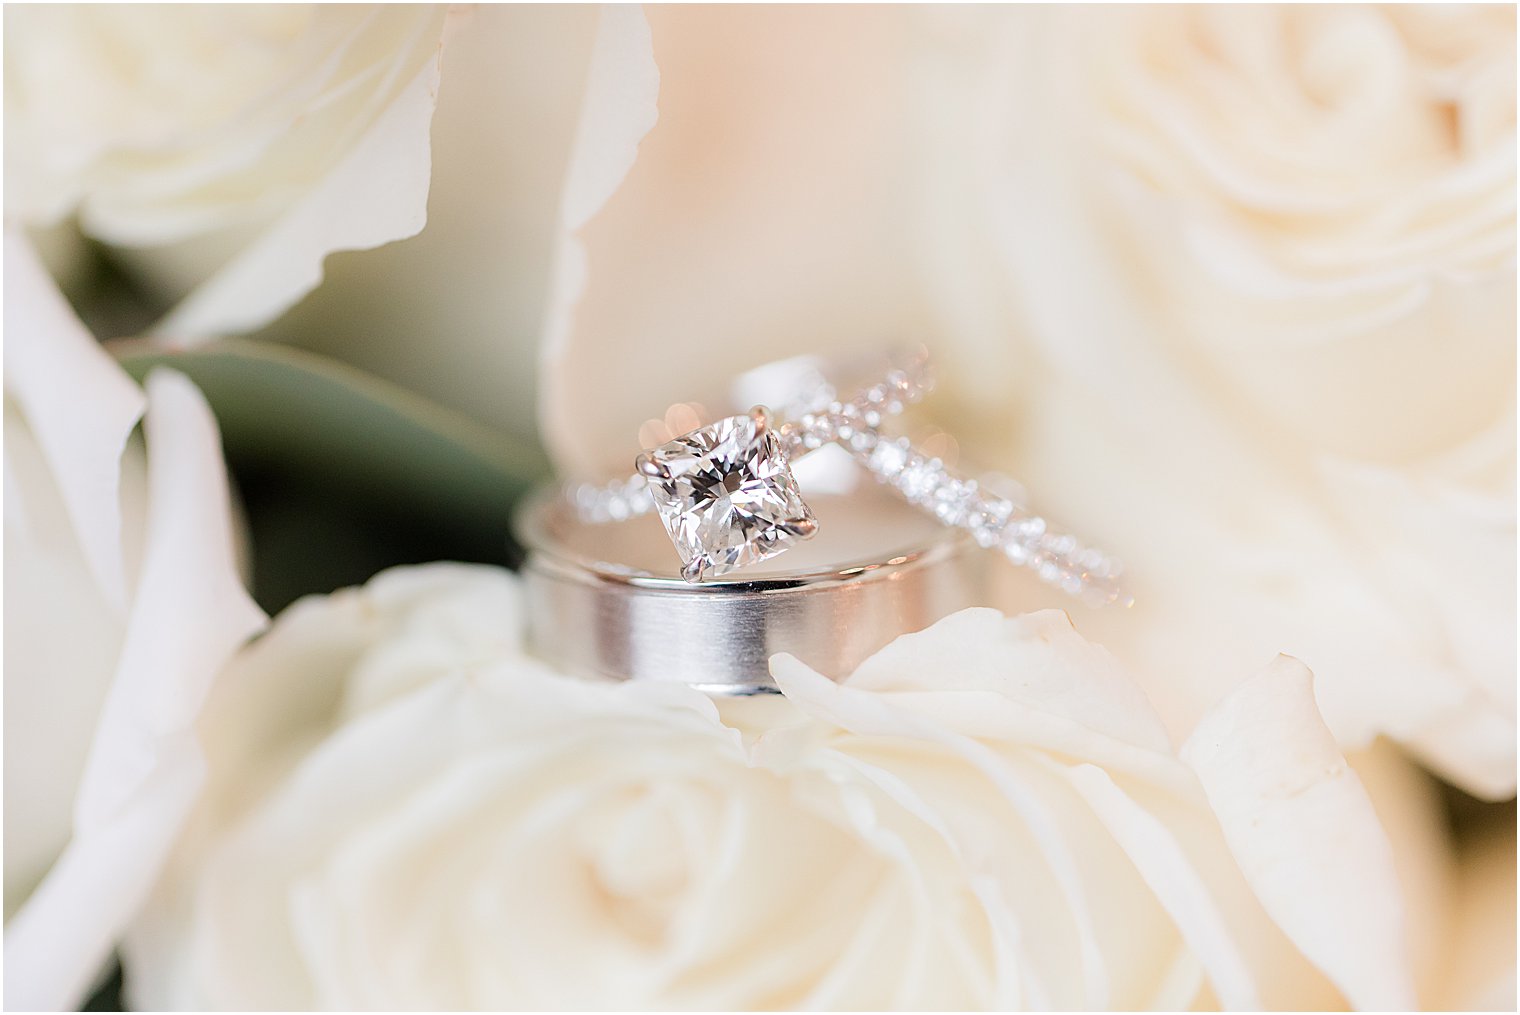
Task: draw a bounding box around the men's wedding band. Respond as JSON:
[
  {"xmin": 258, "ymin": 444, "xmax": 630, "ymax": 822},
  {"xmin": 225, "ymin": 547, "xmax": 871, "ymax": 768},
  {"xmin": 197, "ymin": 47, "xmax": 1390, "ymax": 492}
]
[{"xmin": 515, "ymin": 473, "xmax": 987, "ymax": 694}]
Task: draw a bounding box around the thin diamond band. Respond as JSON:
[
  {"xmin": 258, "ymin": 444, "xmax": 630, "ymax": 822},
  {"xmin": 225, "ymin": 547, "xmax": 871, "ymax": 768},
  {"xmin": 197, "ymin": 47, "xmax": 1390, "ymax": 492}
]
[{"xmin": 774, "ymin": 365, "xmax": 1129, "ymax": 608}]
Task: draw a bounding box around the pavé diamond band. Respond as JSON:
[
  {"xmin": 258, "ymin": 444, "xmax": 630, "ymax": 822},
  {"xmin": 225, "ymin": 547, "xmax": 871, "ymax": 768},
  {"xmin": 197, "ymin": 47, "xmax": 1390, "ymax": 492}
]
[{"xmin": 568, "ymin": 351, "xmax": 1130, "ymax": 606}]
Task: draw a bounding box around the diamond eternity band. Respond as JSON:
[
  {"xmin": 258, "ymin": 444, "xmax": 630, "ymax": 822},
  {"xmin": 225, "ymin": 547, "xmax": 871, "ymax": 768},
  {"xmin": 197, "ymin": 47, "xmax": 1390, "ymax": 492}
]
[{"xmin": 567, "ymin": 352, "xmax": 1130, "ymax": 606}]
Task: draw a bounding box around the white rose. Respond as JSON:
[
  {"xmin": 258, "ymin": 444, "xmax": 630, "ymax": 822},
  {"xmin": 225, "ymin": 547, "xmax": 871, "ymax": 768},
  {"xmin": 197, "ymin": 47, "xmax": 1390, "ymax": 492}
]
[
  {"xmin": 2, "ymin": 232, "xmax": 266, "ymax": 1010},
  {"xmin": 910, "ymin": 5, "xmax": 1515, "ymax": 797},
  {"xmin": 3, "ymin": 4, "xmax": 454, "ymax": 335},
  {"xmin": 127, "ymin": 562, "xmax": 1438, "ymax": 1010}
]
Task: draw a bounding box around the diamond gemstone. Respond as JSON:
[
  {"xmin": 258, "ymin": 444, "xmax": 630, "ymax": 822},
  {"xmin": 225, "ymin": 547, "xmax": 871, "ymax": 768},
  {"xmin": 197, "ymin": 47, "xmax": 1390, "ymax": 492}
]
[{"xmin": 641, "ymin": 413, "xmax": 817, "ymax": 581}]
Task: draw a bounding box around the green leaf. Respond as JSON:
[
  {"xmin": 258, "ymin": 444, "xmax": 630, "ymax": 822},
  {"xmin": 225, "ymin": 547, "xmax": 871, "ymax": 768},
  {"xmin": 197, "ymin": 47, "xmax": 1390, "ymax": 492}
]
[{"xmin": 111, "ymin": 337, "xmax": 551, "ymax": 611}]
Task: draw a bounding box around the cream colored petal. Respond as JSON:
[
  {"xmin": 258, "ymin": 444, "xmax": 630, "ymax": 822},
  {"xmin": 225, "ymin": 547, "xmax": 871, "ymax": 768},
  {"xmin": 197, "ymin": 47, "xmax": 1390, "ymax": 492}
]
[
  {"xmin": 537, "ymin": 3, "xmax": 658, "ymax": 468},
  {"xmin": 252, "ymin": 6, "xmax": 604, "ymax": 440},
  {"xmin": 1064, "ymin": 763, "xmax": 1261, "ymax": 1010},
  {"xmin": 842, "ymin": 608, "xmax": 1174, "ymax": 757},
  {"xmin": 2, "ymin": 742, "xmax": 203, "ymax": 1012},
  {"xmin": 1312, "ymin": 417, "xmax": 1517, "ymax": 799},
  {"xmin": 2, "ymin": 229, "xmax": 144, "ymax": 608},
  {"xmin": 150, "ymin": 9, "xmax": 458, "ymax": 338},
  {"xmin": 771, "ymin": 653, "xmax": 1115, "ymax": 1007},
  {"xmin": 557, "ymin": 5, "xmax": 659, "ymax": 235},
  {"xmin": 539, "ymin": 6, "xmax": 930, "ymax": 476},
  {"xmin": 169, "ymin": 667, "xmax": 725, "ymax": 1009},
  {"xmin": 2, "ymin": 409, "xmax": 128, "ymax": 917},
  {"xmin": 73, "ymin": 371, "xmax": 268, "ymax": 818},
  {"xmin": 3, "ymin": 371, "xmax": 265, "ymax": 1011},
  {"xmin": 1181, "ymin": 656, "xmax": 1415, "ymax": 1010}
]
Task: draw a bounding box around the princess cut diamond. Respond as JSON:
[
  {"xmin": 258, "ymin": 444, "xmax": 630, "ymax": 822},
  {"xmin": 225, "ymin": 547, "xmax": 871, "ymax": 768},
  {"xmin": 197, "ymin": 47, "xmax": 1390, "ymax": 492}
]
[{"xmin": 639, "ymin": 412, "xmax": 818, "ymax": 582}]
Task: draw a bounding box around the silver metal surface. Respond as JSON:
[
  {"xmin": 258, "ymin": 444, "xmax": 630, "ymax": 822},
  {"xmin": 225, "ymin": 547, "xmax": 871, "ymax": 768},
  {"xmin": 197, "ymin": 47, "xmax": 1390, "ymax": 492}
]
[{"xmin": 515, "ymin": 466, "xmax": 987, "ymax": 694}]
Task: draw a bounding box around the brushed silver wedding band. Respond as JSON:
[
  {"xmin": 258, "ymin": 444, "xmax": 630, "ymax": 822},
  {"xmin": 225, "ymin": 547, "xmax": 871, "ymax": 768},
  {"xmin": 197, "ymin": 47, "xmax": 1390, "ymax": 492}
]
[{"xmin": 514, "ymin": 476, "xmax": 987, "ymax": 694}]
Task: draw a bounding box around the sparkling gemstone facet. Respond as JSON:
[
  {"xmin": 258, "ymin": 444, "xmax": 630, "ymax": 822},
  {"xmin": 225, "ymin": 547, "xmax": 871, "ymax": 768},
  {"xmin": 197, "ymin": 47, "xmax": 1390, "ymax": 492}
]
[{"xmin": 641, "ymin": 413, "xmax": 817, "ymax": 581}]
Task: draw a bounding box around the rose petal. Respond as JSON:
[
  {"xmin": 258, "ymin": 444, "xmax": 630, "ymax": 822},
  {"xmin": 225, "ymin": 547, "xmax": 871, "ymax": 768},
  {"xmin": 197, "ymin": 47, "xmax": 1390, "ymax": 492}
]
[
  {"xmin": 74, "ymin": 370, "xmax": 269, "ymax": 817},
  {"xmin": 842, "ymin": 608, "xmax": 1176, "ymax": 760},
  {"xmin": 557, "ymin": 6, "xmax": 660, "ymax": 236},
  {"xmin": 1181, "ymin": 656, "xmax": 1416, "ymax": 1010},
  {"xmin": 2, "ymin": 228, "xmax": 144, "ymax": 609},
  {"xmin": 150, "ymin": 664, "xmax": 723, "ymax": 1008},
  {"xmin": 150, "ymin": 9, "xmax": 460, "ymax": 338},
  {"xmin": 1311, "ymin": 422, "xmax": 1518, "ymax": 799},
  {"xmin": 2, "ymin": 370, "xmax": 266, "ymax": 1011},
  {"xmin": 1064, "ymin": 763, "xmax": 1261, "ymax": 1010},
  {"xmin": 538, "ymin": 3, "xmax": 658, "ymax": 465},
  {"xmin": 771, "ymin": 650, "xmax": 1115, "ymax": 1007},
  {"xmin": 538, "ymin": 7, "xmax": 927, "ymax": 476}
]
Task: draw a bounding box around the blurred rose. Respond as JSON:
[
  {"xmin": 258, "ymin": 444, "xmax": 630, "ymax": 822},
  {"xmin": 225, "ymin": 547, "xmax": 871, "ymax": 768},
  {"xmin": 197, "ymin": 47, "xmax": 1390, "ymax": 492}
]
[
  {"xmin": 2, "ymin": 233, "xmax": 266, "ymax": 1009},
  {"xmin": 126, "ymin": 562, "xmax": 1440, "ymax": 1010},
  {"xmin": 537, "ymin": 7, "xmax": 1515, "ymax": 798},
  {"xmin": 3, "ymin": 4, "xmax": 453, "ymax": 335},
  {"xmin": 918, "ymin": 5, "xmax": 1516, "ymax": 798}
]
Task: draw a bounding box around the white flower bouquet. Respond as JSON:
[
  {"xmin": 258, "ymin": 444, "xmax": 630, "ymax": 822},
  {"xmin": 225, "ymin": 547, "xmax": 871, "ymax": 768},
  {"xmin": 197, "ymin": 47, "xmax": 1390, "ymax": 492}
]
[{"xmin": 3, "ymin": 6, "xmax": 1513, "ymax": 1011}]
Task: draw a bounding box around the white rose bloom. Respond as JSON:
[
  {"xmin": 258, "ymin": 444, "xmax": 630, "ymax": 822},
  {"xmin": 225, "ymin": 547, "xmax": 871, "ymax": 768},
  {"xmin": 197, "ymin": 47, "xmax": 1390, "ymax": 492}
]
[
  {"xmin": 913, "ymin": 5, "xmax": 1516, "ymax": 797},
  {"xmin": 3, "ymin": 4, "xmax": 454, "ymax": 336},
  {"xmin": 126, "ymin": 562, "xmax": 1438, "ymax": 1010},
  {"xmin": 2, "ymin": 233, "xmax": 266, "ymax": 1010}
]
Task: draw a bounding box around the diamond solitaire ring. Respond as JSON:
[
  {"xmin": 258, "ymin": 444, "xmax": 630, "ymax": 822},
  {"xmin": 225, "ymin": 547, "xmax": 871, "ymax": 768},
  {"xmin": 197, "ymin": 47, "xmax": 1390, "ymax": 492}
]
[{"xmin": 569, "ymin": 353, "xmax": 1130, "ymax": 606}]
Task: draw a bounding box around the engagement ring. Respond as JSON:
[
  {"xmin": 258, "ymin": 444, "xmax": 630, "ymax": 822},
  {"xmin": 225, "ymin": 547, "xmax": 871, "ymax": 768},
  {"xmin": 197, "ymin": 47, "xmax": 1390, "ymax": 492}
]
[{"xmin": 569, "ymin": 351, "xmax": 1130, "ymax": 606}]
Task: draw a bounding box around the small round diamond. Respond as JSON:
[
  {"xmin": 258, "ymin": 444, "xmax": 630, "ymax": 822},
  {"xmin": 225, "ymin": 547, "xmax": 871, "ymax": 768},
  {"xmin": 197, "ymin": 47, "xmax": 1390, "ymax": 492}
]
[
  {"xmin": 968, "ymin": 496, "xmax": 1013, "ymax": 548},
  {"xmin": 898, "ymin": 458, "xmax": 942, "ymax": 503},
  {"xmin": 868, "ymin": 438, "xmax": 910, "ymax": 477},
  {"xmin": 932, "ymin": 479, "xmax": 975, "ymax": 526}
]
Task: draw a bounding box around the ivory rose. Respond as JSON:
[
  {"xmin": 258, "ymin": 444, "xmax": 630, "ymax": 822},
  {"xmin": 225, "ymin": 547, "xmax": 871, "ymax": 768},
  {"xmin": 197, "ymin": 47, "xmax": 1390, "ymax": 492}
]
[
  {"xmin": 2, "ymin": 233, "xmax": 266, "ymax": 1010},
  {"xmin": 3, "ymin": 4, "xmax": 454, "ymax": 335},
  {"xmin": 125, "ymin": 562, "xmax": 1438, "ymax": 1010},
  {"xmin": 927, "ymin": 5, "xmax": 1517, "ymax": 797}
]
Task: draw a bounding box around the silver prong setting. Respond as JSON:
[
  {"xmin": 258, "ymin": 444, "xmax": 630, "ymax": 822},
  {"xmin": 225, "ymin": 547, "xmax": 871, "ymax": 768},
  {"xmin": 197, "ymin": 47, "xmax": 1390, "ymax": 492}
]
[
  {"xmin": 748, "ymin": 404, "xmax": 771, "ymax": 434},
  {"xmin": 785, "ymin": 515, "xmax": 819, "ymax": 541}
]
